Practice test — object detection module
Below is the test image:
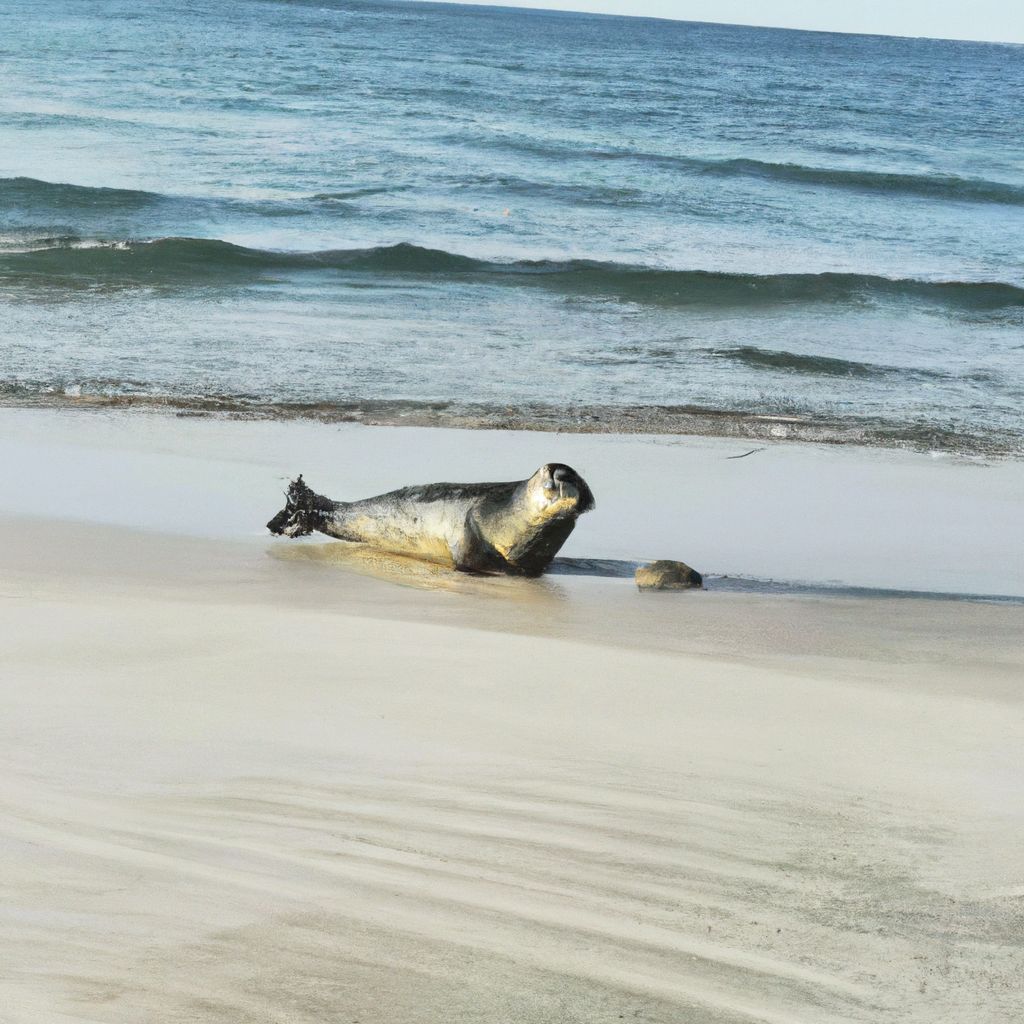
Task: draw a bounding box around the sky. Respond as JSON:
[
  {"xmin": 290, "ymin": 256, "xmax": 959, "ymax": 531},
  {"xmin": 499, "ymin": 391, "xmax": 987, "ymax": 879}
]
[{"xmin": 421, "ymin": 1, "xmax": 1024, "ymax": 44}]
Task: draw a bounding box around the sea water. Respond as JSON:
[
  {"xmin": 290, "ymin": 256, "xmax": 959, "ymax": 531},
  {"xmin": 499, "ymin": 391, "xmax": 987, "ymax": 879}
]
[{"xmin": 1, "ymin": 0, "xmax": 1022, "ymax": 452}]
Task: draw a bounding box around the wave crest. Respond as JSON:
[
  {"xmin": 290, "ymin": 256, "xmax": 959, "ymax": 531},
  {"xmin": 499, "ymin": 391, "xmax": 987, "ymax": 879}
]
[{"xmin": 2, "ymin": 237, "xmax": 1022, "ymax": 312}]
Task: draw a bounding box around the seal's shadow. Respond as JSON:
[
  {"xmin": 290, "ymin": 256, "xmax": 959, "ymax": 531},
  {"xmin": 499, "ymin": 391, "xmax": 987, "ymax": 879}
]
[{"xmin": 548, "ymin": 557, "xmax": 640, "ymax": 578}]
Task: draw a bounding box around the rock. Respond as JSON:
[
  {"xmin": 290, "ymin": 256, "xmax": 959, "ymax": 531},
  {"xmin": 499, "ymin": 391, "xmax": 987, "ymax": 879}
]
[{"xmin": 635, "ymin": 560, "xmax": 703, "ymax": 591}]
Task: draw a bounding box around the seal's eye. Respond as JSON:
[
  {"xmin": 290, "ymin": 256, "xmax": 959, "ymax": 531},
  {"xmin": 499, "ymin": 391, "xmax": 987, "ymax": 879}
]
[{"xmin": 552, "ymin": 467, "xmax": 574, "ymax": 485}]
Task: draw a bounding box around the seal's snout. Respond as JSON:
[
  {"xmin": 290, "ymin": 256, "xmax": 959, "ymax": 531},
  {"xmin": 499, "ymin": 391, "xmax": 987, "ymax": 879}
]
[
  {"xmin": 543, "ymin": 463, "xmax": 575, "ymax": 485},
  {"xmin": 537, "ymin": 463, "xmax": 595, "ymax": 515}
]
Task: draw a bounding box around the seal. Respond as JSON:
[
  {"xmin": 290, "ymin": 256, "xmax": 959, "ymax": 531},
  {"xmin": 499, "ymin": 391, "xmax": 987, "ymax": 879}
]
[{"xmin": 266, "ymin": 463, "xmax": 595, "ymax": 577}]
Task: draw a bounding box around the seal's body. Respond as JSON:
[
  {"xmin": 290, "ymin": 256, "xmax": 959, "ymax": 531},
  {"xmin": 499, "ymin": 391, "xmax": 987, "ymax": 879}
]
[{"xmin": 267, "ymin": 463, "xmax": 595, "ymax": 577}]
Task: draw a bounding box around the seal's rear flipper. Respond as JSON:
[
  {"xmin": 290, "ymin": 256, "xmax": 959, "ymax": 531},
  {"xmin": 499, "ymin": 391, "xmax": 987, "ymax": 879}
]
[{"xmin": 267, "ymin": 475, "xmax": 336, "ymax": 537}]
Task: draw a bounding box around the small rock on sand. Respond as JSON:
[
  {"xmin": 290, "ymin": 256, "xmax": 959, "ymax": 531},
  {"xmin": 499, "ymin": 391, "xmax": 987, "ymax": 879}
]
[{"xmin": 635, "ymin": 560, "xmax": 703, "ymax": 591}]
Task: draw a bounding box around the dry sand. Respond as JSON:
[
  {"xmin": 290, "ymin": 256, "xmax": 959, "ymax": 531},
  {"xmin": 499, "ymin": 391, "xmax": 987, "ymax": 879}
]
[{"xmin": 1, "ymin": 408, "xmax": 1022, "ymax": 1023}]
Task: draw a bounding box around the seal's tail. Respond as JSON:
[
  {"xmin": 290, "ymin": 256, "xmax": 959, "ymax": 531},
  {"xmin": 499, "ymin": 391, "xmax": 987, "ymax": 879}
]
[{"xmin": 266, "ymin": 475, "xmax": 336, "ymax": 537}]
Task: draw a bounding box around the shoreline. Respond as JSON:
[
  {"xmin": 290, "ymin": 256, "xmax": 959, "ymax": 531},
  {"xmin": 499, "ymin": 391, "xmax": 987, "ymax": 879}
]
[{"xmin": 1, "ymin": 393, "xmax": 1020, "ymax": 460}]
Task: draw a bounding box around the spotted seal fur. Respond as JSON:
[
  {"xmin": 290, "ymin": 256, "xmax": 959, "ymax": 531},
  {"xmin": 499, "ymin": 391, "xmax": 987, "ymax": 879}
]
[{"xmin": 267, "ymin": 463, "xmax": 595, "ymax": 577}]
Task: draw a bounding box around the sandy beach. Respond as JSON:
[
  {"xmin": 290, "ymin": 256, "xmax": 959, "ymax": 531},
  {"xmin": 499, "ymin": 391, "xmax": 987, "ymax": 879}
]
[{"xmin": 0, "ymin": 408, "xmax": 1021, "ymax": 1024}]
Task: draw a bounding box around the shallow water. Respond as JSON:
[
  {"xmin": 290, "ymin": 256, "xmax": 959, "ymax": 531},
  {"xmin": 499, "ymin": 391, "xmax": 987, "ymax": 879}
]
[{"xmin": 1, "ymin": 1, "xmax": 1022, "ymax": 451}]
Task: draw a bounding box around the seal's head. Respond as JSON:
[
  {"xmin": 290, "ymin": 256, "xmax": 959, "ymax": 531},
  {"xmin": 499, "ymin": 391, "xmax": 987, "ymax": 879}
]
[{"xmin": 523, "ymin": 463, "xmax": 595, "ymax": 521}]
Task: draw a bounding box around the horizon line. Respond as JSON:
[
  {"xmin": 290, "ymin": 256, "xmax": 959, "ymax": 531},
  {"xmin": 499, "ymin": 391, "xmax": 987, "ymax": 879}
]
[{"xmin": 406, "ymin": 0, "xmax": 1024, "ymax": 47}]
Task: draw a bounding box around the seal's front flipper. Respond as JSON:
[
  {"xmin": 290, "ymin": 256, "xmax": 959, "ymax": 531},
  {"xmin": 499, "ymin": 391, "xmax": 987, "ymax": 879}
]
[
  {"xmin": 451, "ymin": 513, "xmax": 509, "ymax": 575},
  {"xmin": 267, "ymin": 475, "xmax": 337, "ymax": 537}
]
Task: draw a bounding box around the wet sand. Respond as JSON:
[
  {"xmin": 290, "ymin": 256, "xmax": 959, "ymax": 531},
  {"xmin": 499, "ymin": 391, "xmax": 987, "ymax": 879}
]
[{"xmin": 1, "ymin": 408, "xmax": 1022, "ymax": 1023}]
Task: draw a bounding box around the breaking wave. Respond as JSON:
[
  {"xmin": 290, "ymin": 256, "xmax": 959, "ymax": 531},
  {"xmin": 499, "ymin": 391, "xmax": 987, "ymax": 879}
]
[{"xmin": 2, "ymin": 236, "xmax": 1022, "ymax": 312}]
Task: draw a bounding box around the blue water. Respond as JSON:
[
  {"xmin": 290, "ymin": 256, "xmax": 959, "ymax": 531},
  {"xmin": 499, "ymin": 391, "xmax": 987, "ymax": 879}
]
[{"xmin": 1, "ymin": 0, "xmax": 1022, "ymax": 451}]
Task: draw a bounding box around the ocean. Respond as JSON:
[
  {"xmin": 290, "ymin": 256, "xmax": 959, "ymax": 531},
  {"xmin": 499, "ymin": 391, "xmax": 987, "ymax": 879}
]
[{"xmin": 1, "ymin": 0, "xmax": 1022, "ymax": 453}]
